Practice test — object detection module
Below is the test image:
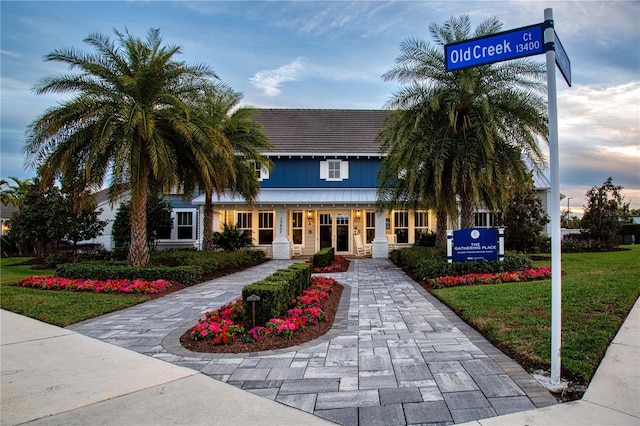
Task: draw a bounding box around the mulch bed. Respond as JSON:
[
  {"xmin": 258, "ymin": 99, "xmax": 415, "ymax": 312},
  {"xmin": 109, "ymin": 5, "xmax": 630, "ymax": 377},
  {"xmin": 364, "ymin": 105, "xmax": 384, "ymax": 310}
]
[{"xmin": 179, "ymin": 283, "xmax": 343, "ymax": 353}]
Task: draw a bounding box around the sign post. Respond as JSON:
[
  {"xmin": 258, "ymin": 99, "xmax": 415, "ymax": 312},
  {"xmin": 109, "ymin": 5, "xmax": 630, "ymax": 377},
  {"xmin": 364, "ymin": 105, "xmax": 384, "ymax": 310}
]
[
  {"xmin": 444, "ymin": 8, "xmax": 570, "ymax": 386},
  {"xmin": 544, "ymin": 7, "xmax": 563, "ymax": 387}
]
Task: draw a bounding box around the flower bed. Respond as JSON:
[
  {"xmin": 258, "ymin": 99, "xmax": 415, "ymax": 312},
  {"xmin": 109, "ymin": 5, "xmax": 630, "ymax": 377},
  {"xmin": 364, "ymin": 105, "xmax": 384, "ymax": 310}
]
[
  {"xmin": 17, "ymin": 276, "xmax": 172, "ymax": 294},
  {"xmin": 427, "ymin": 266, "xmax": 551, "ymax": 289},
  {"xmin": 190, "ymin": 276, "xmax": 338, "ymax": 345},
  {"xmin": 309, "ymin": 256, "xmax": 349, "ymax": 273}
]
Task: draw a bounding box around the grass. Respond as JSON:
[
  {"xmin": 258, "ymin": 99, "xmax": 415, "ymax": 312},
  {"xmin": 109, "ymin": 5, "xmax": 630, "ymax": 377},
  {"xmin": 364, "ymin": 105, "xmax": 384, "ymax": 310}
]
[
  {"xmin": 432, "ymin": 245, "xmax": 640, "ymax": 384},
  {"xmin": 1, "ymin": 257, "xmax": 149, "ymax": 327}
]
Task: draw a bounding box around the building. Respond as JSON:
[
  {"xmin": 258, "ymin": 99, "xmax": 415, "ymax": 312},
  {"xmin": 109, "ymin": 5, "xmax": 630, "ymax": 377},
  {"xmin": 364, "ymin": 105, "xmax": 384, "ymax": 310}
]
[
  {"xmin": 191, "ymin": 109, "xmax": 436, "ymax": 258},
  {"xmin": 87, "ymin": 109, "xmax": 551, "ymax": 258}
]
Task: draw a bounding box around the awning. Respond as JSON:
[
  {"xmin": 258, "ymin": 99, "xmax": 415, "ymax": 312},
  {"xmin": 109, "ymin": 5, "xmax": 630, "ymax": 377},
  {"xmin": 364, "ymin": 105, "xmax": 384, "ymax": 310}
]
[{"xmin": 191, "ymin": 188, "xmax": 378, "ymax": 208}]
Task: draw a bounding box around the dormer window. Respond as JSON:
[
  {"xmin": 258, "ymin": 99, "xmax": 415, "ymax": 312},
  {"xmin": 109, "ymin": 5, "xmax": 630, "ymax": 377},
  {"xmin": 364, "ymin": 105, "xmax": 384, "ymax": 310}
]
[
  {"xmin": 320, "ymin": 159, "xmax": 349, "ymax": 181},
  {"xmin": 251, "ymin": 161, "xmax": 269, "ymax": 181}
]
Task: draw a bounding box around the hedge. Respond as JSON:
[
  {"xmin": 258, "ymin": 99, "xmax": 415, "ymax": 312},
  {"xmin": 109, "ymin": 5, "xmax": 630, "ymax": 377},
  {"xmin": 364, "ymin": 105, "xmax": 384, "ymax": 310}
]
[
  {"xmin": 55, "ymin": 261, "xmax": 203, "ymax": 285},
  {"xmin": 241, "ymin": 262, "xmax": 312, "ymax": 326},
  {"xmin": 390, "ymin": 247, "xmax": 532, "ymax": 281},
  {"xmin": 313, "ymin": 247, "xmax": 335, "ymax": 268}
]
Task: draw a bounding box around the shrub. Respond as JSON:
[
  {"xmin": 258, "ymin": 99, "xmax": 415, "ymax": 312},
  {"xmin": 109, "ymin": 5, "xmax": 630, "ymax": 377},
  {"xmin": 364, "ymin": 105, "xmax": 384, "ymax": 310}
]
[
  {"xmin": 55, "ymin": 261, "xmax": 203, "ymax": 285},
  {"xmin": 241, "ymin": 263, "xmax": 312, "ymax": 327},
  {"xmin": 391, "ymin": 247, "xmax": 532, "ymax": 281},
  {"xmin": 212, "ymin": 223, "xmax": 253, "ymax": 251},
  {"xmin": 415, "ymin": 231, "xmax": 437, "ymax": 247},
  {"xmin": 313, "ymin": 247, "xmax": 335, "ymax": 268},
  {"xmin": 150, "ymin": 249, "xmax": 265, "ymax": 276}
]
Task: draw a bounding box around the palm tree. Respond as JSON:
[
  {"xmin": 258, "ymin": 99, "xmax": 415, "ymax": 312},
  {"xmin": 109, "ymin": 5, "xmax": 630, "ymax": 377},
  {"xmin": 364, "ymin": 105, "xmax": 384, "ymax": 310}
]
[
  {"xmin": 181, "ymin": 88, "xmax": 272, "ymax": 251},
  {"xmin": 0, "ymin": 176, "xmax": 33, "ymax": 207},
  {"xmin": 380, "ymin": 15, "xmax": 548, "ymax": 231},
  {"xmin": 377, "ymin": 108, "xmax": 460, "ymax": 246},
  {"xmin": 25, "ymin": 28, "xmax": 229, "ymax": 266}
]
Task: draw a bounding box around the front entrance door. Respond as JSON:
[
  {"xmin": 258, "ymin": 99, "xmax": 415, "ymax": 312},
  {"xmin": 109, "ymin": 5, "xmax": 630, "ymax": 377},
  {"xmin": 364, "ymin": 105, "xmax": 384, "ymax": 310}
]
[
  {"xmin": 336, "ymin": 213, "xmax": 350, "ymax": 252},
  {"xmin": 319, "ymin": 213, "xmax": 332, "ymax": 249}
]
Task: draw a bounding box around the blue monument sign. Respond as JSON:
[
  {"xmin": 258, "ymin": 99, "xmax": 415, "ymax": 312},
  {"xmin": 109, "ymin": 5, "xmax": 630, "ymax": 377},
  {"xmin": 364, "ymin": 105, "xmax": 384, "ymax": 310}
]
[
  {"xmin": 445, "ymin": 24, "xmax": 544, "ymax": 72},
  {"xmin": 453, "ymin": 228, "xmax": 499, "ymax": 262}
]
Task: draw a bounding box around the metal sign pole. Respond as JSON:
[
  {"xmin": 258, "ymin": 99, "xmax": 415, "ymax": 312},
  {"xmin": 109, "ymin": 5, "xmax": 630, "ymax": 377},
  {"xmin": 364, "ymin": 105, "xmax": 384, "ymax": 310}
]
[{"xmin": 544, "ymin": 7, "xmax": 562, "ymax": 386}]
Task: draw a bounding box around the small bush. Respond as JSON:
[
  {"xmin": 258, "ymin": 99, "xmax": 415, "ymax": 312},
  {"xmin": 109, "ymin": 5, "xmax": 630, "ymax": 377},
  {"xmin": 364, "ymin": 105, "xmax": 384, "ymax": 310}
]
[
  {"xmin": 415, "ymin": 231, "xmax": 437, "ymax": 247},
  {"xmin": 313, "ymin": 247, "xmax": 335, "ymax": 268}
]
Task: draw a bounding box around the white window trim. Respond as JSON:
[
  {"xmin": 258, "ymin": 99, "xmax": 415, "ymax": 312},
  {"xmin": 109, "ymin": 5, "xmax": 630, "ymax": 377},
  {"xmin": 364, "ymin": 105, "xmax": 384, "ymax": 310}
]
[
  {"xmin": 159, "ymin": 208, "xmax": 197, "ymax": 241},
  {"xmin": 251, "ymin": 161, "xmax": 269, "ymax": 181},
  {"xmin": 320, "ymin": 159, "xmax": 349, "ymax": 181}
]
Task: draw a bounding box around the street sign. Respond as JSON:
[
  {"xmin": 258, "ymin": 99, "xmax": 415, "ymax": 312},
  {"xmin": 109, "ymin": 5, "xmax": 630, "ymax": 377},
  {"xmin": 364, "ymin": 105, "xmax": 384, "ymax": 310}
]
[
  {"xmin": 554, "ymin": 32, "xmax": 572, "ymax": 86},
  {"xmin": 445, "ymin": 24, "xmax": 544, "ymax": 71}
]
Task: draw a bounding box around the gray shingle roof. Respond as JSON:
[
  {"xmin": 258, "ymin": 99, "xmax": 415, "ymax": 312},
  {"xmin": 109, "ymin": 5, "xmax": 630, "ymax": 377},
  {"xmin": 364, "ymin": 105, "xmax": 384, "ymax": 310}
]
[{"xmin": 250, "ymin": 109, "xmax": 389, "ymax": 155}]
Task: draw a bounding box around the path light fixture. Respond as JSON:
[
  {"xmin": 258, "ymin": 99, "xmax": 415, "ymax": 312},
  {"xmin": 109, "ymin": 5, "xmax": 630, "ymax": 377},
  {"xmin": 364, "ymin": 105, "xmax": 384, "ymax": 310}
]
[{"xmin": 246, "ymin": 294, "xmax": 260, "ymax": 328}]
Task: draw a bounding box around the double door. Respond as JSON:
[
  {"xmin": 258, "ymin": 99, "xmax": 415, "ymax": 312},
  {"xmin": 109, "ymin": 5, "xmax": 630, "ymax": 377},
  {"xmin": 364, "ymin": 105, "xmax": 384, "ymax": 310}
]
[{"xmin": 319, "ymin": 212, "xmax": 351, "ymax": 254}]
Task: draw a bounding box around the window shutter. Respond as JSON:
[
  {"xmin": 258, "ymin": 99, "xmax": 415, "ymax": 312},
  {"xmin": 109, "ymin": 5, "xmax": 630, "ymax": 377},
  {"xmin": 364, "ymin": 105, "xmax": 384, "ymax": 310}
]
[
  {"xmin": 320, "ymin": 161, "xmax": 328, "ymax": 179},
  {"xmin": 341, "ymin": 160, "xmax": 349, "ymax": 180}
]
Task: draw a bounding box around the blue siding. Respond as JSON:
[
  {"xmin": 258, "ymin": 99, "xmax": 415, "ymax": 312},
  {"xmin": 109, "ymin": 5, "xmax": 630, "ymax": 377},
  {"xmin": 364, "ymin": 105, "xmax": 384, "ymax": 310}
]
[{"xmin": 262, "ymin": 157, "xmax": 381, "ymax": 188}]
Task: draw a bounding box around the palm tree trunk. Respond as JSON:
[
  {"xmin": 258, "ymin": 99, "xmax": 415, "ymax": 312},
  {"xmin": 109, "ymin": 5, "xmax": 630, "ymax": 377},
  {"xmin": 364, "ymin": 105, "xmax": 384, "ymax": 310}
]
[
  {"xmin": 202, "ymin": 191, "xmax": 214, "ymax": 251},
  {"xmin": 460, "ymin": 187, "xmax": 475, "ymax": 229},
  {"xmin": 435, "ymin": 209, "xmax": 448, "ymax": 247},
  {"xmin": 128, "ymin": 172, "xmax": 150, "ymax": 266}
]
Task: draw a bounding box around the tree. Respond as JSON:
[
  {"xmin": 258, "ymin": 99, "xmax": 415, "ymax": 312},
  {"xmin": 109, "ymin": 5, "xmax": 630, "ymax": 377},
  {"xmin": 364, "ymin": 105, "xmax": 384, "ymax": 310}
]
[
  {"xmin": 379, "ymin": 15, "xmax": 548, "ymax": 233},
  {"xmin": 1, "ymin": 176, "xmax": 33, "ymax": 207},
  {"xmin": 581, "ymin": 177, "xmax": 631, "ymax": 248},
  {"xmin": 180, "ymin": 88, "xmax": 272, "ymax": 251},
  {"xmin": 8, "ymin": 181, "xmax": 106, "ymax": 256},
  {"xmin": 25, "ymin": 28, "xmax": 231, "ymax": 266},
  {"xmin": 503, "ymin": 177, "xmax": 550, "ymax": 252},
  {"xmin": 112, "ymin": 195, "xmax": 173, "ymax": 249}
]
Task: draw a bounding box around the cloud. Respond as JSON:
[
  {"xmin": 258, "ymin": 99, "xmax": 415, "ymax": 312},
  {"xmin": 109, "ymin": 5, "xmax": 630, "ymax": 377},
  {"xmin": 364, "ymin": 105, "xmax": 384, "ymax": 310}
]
[
  {"xmin": 1, "ymin": 49, "xmax": 21, "ymax": 58},
  {"xmin": 559, "ymin": 81, "xmax": 640, "ymax": 149},
  {"xmin": 249, "ymin": 58, "xmax": 305, "ymax": 96}
]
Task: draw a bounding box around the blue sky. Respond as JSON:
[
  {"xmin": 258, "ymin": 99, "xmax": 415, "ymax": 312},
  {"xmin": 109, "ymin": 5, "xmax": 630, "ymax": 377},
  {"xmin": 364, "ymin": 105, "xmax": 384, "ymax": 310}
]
[{"xmin": 1, "ymin": 1, "xmax": 639, "ymax": 212}]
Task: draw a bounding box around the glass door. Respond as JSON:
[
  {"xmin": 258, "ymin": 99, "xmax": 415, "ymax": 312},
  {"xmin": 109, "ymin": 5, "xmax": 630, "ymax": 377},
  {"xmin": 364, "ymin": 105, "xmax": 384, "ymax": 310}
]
[
  {"xmin": 319, "ymin": 213, "xmax": 332, "ymax": 249},
  {"xmin": 336, "ymin": 213, "xmax": 350, "ymax": 253}
]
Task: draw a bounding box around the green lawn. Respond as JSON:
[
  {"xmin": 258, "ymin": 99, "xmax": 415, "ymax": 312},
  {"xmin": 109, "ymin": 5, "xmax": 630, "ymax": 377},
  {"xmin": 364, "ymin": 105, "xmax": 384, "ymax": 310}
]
[
  {"xmin": 1, "ymin": 257, "xmax": 149, "ymax": 326},
  {"xmin": 432, "ymin": 245, "xmax": 640, "ymax": 384}
]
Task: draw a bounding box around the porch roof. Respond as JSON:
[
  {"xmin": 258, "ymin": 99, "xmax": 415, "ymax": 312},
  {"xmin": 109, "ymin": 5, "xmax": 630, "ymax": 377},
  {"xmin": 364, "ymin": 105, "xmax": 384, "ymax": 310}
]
[{"xmin": 191, "ymin": 188, "xmax": 379, "ymax": 208}]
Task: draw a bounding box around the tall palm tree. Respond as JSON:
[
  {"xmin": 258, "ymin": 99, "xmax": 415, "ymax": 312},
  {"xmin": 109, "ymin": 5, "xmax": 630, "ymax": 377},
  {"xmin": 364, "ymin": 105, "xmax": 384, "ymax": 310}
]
[
  {"xmin": 380, "ymin": 15, "xmax": 548, "ymax": 231},
  {"xmin": 25, "ymin": 28, "xmax": 229, "ymax": 266},
  {"xmin": 181, "ymin": 88, "xmax": 272, "ymax": 251}
]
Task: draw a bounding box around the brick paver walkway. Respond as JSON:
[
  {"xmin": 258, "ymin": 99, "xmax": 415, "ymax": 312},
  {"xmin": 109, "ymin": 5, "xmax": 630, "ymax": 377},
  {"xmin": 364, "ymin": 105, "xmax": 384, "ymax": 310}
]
[{"xmin": 68, "ymin": 258, "xmax": 557, "ymax": 425}]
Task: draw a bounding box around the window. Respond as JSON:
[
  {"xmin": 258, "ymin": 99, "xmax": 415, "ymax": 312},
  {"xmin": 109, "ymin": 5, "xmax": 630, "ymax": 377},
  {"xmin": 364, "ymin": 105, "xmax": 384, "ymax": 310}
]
[
  {"xmin": 320, "ymin": 160, "xmax": 349, "ymax": 181},
  {"xmin": 291, "ymin": 211, "xmax": 303, "ymax": 245},
  {"xmin": 328, "ymin": 160, "xmax": 340, "ymax": 179},
  {"xmin": 258, "ymin": 211, "xmax": 274, "ymax": 244},
  {"xmin": 251, "ymin": 161, "xmax": 269, "ymax": 181},
  {"xmin": 394, "ymin": 211, "xmax": 409, "ymax": 244},
  {"xmin": 237, "ymin": 212, "xmax": 252, "ymax": 231},
  {"xmin": 414, "ymin": 211, "xmax": 429, "ymax": 242},
  {"xmin": 177, "ymin": 211, "xmax": 194, "ymax": 240},
  {"xmin": 365, "ymin": 211, "xmax": 375, "ymax": 243},
  {"xmin": 475, "ymin": 213, "xmax": 488, "ymax": 227}
]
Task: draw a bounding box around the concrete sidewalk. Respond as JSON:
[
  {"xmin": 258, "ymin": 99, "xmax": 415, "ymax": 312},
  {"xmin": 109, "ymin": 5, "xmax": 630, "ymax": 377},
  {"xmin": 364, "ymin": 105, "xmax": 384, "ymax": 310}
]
[{"xmin": 0, "ymin": 309, "xmax": 332, "ymax": 425}]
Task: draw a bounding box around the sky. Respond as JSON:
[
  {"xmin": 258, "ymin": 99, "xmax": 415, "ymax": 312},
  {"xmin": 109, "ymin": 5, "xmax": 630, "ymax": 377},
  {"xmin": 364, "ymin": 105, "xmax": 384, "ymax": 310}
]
[{"xmin": 1, "ymin": 1, "xmax": 639, "ymax": 214}]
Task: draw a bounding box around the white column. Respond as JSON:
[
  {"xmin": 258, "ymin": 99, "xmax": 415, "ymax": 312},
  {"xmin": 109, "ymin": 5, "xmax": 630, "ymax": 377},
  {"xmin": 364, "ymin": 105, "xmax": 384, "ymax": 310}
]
[
  {"xmin": 272, "ymin": 208, "xmax": 291, "ymax": 259},
  {"xmin": 372, "ymin": 211, "xmax": 389, "ymax": 258}
]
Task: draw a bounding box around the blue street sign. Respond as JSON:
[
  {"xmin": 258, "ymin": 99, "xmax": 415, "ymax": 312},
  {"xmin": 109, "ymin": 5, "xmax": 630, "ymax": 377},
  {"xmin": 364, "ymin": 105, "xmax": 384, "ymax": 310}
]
[
  {"xmin": 554, "ymin": 32, "xmax": 572, "ymax": 86},
  {"xmin": 445, "ymin": 24, "xmax": 544, "ymax": 71}
]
